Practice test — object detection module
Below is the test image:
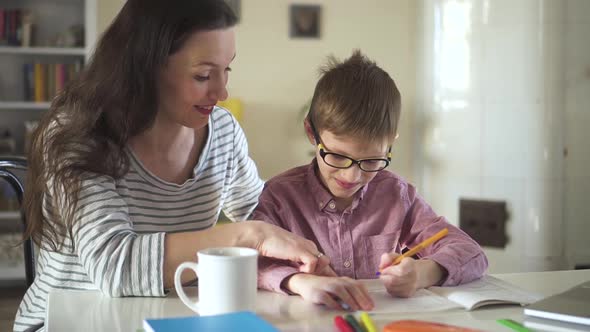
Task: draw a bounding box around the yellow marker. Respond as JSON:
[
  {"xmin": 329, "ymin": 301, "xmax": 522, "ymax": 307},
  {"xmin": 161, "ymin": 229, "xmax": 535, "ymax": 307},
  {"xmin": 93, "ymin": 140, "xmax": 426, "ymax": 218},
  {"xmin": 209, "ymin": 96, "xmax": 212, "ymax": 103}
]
[
  {"xmin": 360, "ymin": 312, "xmax": 377, "ymax": 332},
  {"xmin": 377, "ymin": 228, "xmax": 449, "ymax": 275}
]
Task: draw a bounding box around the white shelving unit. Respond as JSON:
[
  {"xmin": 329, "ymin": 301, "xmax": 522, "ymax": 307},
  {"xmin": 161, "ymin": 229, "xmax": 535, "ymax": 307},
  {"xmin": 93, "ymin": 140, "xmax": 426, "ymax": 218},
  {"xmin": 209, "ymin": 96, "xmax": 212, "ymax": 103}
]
[
  {"xmin": 0, "ymin": 101, "xmax": 51, "ymax": 110},
  {"xmin": 0, "ymin": 0, "xmax": 97, "ymax": 282},
  {"xmin": 0, "ymin": 211, "xmax": 20, "ymax": 220},
  {"xmin": 0, "ymin": 46, "xmax": 86, "ymax": 55},
  {"xmin": 0, "ymin": 0, "xmax": 96, "ymax": 152}
]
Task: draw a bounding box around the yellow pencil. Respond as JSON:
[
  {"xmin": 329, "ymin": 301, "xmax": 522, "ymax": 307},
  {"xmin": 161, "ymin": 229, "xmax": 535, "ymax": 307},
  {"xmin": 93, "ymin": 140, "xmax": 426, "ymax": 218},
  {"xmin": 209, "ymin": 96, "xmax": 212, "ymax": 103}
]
[
  {"xmin": 360, "ymin": 312, "xmax": 378, "ymax": 332},
  {"xmin": 377, "ymin": 228, "xmax": 449, "ymax": 275}
]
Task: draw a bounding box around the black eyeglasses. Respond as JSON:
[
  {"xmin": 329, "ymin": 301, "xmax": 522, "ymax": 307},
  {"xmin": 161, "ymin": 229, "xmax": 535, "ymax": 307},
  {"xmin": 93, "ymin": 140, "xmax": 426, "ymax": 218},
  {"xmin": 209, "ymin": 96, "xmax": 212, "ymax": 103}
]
[{"xmin": 308, "ymin": 117, "xmax": 391, "ymax": 172}]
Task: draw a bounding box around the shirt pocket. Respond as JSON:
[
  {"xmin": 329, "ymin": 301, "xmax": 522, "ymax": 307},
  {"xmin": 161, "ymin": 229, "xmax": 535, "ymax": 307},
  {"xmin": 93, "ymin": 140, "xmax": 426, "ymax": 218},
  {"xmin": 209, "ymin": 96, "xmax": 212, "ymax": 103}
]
[{"xmin": 360, "ymin": 231, "xmax": 400, "ymax": 277}]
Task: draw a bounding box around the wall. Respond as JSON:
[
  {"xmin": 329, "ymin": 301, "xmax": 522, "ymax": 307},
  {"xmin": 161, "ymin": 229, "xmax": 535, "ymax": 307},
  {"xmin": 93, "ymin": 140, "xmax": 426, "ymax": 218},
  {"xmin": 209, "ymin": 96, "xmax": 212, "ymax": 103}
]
[
  {"xmin": 415, "ymin": 0, "xmax": 590, "ymax": 272},
  {"xmin": 96, "ymin": 0, "xmax": 124, "ymax": 36}
]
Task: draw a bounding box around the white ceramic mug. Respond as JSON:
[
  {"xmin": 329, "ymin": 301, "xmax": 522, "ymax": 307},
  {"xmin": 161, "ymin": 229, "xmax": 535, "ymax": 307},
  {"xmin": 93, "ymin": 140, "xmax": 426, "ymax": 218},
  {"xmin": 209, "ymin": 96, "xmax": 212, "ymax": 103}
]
[{"xmin": 174, "ymin": 247, "xmax": 258, "ymax": 316}]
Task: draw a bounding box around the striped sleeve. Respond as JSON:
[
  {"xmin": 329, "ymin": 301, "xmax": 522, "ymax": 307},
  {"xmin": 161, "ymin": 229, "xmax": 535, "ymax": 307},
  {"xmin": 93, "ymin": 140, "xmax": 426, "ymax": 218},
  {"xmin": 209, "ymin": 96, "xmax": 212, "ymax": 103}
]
[
  {"xmin": 66, "ymin": 174, "xmax": 165, "ymax": 297},
  {"xmin": 221, "ymin": 117, "xmax": 264, "ymax": 221}
]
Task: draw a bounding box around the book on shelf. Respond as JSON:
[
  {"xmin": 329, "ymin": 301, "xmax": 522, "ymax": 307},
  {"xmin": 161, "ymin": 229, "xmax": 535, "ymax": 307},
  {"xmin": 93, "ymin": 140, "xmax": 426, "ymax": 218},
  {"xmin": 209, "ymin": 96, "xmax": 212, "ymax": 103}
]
[
  {"xmin": 0, "ymin": 9, "xmax": 4, "ymax": 44},
  {"xmin": 366, "ymin": 275, "xmax": 542, "ymax": 314},
  {"xmin": 22, "ymin": 63, "xmax": 33, "ymax": 102},
  {"xmin": 0, "ymin": 8, "xmax": 31, "ymax": 46},
  {"xmin": 143, "ymin": 311, "xmax": 279, "ymax": 332},
  {"xmin": 24, "ymin": 62, "xmax": 82, "ymax": 102},
  {"xmin": 33, "ymin": 62, "xmax": 45, "ymax": 102},
  {"xmin": 20, "ymin": 10, "xmax": 33, "ymax": 47}
]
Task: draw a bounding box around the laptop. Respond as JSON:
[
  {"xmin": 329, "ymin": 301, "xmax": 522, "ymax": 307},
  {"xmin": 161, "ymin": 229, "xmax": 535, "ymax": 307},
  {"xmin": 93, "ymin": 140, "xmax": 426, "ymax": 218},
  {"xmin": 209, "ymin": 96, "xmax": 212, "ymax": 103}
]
[
  {"xmin": 524, "ymin": 280, "xmax": 590, "ymax": 326},
  {"xmin": 524, "ymin": 316, "xmax": 590, "ymax": 332}
]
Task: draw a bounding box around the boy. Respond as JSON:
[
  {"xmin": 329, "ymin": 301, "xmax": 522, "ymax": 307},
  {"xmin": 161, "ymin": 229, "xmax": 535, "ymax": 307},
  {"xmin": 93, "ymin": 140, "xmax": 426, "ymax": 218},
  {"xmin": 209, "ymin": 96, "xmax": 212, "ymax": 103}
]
[{"xmin": 252, "ymin": 50, "xmax": 488, "ymax": 311}]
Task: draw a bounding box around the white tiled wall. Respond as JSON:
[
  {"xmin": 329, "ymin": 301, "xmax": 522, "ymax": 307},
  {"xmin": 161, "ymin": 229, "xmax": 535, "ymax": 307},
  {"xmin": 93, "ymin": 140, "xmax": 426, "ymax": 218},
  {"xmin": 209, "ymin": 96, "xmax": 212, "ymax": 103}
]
[
  {"xmin": 564, "ymin": 0, "xmax": 590, "ymax": 267},
  {"xmin": 416, "ymin": 0, "xmax": 589, "ymax": 273}
]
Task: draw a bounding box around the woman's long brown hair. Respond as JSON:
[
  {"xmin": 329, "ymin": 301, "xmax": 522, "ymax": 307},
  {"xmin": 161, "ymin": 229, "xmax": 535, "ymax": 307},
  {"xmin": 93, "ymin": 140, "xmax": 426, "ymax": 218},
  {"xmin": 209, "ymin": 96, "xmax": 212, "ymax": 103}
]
[{"xmin": 23, "ymin": 0, "xmax": 237, "ymax": 251}]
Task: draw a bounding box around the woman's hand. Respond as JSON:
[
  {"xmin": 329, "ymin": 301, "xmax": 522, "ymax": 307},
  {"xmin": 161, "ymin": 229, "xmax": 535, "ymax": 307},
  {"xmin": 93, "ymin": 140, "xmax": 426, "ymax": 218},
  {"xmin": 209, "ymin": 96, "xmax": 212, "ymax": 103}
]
[
  {"xmin": 165, "ymin": 220, "xmax": 332, "ymax": 288},
  {"xmin": 316, "ymin": 264, "xmax": 338, "ymax": 277},
  {"xmin": 378, "ymin": 252, "xmax": 446, "ymax": 298},
  {"xmin": 285, "ymin": 274, "xmax": 374, "ymax": 311},
  {"xmin": 242, "ymin": 220, "xmax": 331, "ymax": 274}
]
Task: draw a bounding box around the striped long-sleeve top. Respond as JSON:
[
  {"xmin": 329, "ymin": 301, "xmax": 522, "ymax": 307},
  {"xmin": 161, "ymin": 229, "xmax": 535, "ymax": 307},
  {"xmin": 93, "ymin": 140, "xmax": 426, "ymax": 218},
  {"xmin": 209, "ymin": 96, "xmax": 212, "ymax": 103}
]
[{"xmin": 14, "ymin": 107, "xmax": 264, "ymax": 331}]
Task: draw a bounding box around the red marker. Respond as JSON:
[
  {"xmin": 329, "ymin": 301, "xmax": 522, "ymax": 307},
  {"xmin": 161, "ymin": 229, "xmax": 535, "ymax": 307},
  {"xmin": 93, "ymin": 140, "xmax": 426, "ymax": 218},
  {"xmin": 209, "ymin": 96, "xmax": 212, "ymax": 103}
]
[{"xmin": 334, "ymin": 315, "xmax": 354, "ymax": 332}]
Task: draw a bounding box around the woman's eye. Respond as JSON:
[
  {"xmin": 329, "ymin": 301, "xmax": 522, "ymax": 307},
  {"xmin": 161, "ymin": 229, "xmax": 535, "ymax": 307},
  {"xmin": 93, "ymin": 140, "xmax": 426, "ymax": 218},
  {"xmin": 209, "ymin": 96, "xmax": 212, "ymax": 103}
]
[{"xmin": 194, "ymin": 75, "xmax": 209, "ymax": 82}]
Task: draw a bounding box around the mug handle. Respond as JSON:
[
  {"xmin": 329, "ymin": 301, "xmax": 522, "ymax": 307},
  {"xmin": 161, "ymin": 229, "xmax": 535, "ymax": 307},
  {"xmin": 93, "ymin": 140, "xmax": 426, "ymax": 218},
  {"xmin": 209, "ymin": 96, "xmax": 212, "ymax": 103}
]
[{"xmin": 174, "ymin": 262, "xmax": 200, "ymax": 313}]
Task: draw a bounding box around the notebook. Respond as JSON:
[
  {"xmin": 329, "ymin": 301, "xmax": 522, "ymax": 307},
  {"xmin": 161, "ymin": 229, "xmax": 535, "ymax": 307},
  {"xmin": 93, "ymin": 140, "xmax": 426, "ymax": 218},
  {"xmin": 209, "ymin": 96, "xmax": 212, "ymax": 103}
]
[
  {"xmin": 366, "ymin": 275, "xmax": 542, "ymax": 314},
  {"xmin": 143, "ymin": 311, "xmax": 279, "ymax": 332},
  {"xmin": 427, "ymin": 275, "xmax": 542, "ymax": 310},
  {"xmin": 524, "ymin": 280, "xmax": 590, "ymax": 326}
]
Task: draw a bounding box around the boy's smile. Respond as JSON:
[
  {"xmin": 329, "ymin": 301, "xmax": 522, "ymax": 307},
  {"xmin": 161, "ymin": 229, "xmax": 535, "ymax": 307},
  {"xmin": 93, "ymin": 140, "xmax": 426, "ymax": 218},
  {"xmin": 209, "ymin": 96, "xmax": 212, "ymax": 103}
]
[{"xmin": 335, "ymin": 178, "xmax": 358, "ymax": 190}]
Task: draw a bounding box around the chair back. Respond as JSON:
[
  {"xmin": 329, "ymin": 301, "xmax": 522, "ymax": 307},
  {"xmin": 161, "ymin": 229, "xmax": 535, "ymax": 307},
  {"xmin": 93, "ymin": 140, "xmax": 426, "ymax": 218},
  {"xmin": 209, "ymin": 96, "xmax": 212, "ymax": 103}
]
[{"xmin": 0, "ymin": 156, "xmax": 35, "ymax": 287}]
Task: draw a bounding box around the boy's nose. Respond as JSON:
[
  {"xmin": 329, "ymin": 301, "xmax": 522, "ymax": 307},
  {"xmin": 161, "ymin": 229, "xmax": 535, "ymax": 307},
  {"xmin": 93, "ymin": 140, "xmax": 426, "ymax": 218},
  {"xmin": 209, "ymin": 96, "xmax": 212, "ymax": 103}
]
[{"xmin": 340, "ymin": 165, "xmax": 362, "ymax": 183}]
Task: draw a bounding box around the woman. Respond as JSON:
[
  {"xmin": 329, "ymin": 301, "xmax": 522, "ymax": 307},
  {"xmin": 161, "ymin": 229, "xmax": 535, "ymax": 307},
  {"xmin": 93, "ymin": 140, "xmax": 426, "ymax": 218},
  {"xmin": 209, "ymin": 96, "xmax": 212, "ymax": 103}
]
[{"xmin": 15, "ymin": 1, "xmax": 327, "ymax": 330}]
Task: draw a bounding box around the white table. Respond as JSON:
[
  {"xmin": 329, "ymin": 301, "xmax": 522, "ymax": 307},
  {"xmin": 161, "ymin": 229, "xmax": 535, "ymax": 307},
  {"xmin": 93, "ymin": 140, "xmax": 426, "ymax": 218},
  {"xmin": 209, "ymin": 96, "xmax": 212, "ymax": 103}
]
[{"xmin": 46, "ymin": 269, "xmax": 590, "ymax": 331}]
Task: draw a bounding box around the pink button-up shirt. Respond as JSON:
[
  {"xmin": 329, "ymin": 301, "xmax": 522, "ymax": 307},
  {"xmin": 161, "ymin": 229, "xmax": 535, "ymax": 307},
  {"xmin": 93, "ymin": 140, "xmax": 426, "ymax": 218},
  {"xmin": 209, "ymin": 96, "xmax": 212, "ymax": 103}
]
[{"xmin": 252, "ymin": 160, "xmax": 488, "ymax": 294}]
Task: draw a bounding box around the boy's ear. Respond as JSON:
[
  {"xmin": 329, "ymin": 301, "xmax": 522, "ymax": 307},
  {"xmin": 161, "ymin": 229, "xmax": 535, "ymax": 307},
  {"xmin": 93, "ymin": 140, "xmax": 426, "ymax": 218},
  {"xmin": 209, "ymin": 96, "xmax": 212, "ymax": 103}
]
[{"xmin": 303, "ymin": 118, "xmax": 316, "ymax": 145}]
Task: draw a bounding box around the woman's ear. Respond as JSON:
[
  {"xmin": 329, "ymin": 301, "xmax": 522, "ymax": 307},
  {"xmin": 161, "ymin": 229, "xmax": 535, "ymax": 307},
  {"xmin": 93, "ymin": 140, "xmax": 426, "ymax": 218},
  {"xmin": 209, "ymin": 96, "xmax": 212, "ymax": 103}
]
[{"xmin": 303, "ymin": 118, "xmax": 316, "ymax": 145}]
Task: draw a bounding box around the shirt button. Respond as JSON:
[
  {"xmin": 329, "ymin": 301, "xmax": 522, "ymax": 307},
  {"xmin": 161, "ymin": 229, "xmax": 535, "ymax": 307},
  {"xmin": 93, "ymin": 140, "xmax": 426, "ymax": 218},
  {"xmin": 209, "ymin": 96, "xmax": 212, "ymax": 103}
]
[
  {"xmin": 328, "ymin": 202, "xmax": 336, "ymax": 209},
  {"xmin": 318, "ymin": 202, "xmax": 323, "ymax": 208},
  {"xmin": 343, "ymin": 260, "xmax": 351, "ymax": 268}
]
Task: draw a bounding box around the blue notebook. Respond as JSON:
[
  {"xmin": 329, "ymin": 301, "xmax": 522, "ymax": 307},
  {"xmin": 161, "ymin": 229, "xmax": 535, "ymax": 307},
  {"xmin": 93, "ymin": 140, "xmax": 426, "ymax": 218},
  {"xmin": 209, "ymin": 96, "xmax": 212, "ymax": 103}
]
[{"xmin": 143, "ymin": 311, "xmax": 279, "ymax": 332}]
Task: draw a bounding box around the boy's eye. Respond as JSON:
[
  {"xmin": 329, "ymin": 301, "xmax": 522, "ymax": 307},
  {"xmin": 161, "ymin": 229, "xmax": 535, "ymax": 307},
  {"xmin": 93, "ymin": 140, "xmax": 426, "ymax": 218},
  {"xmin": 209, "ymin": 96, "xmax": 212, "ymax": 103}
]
[
  {"xmin": 332, "ymin": 154, "xmax": 349, "ymax": 161},
  {"xmin": 194, "ymin": 75, "xmax": 209, "ymax": 82}
]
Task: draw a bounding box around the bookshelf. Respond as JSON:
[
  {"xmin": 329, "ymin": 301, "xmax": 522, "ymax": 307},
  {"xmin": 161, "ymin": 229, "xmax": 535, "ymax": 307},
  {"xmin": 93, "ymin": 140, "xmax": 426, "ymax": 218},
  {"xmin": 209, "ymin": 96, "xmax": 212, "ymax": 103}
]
[
  {"xmin": 0, "ymin": 101, "xmax": 50, "ymax": 110},
  {"xmin": 0, "ymin": 45, "xmax": 86, "ymax": 55},
  {"xmin": 0, "ymin": 0, "xmax": 96, "ymax": 153},
  {"xmin": 0, "ymin": 0, "xmax": 97, "ymax": 281}
]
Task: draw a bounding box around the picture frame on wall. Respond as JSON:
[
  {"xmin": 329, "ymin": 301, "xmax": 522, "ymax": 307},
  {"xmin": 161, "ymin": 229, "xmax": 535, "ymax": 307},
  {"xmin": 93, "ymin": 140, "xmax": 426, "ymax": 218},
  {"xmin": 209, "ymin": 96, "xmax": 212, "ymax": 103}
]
[{"xmin": 289, "ymin": 4, "xmax": 321, "ymax": 39}]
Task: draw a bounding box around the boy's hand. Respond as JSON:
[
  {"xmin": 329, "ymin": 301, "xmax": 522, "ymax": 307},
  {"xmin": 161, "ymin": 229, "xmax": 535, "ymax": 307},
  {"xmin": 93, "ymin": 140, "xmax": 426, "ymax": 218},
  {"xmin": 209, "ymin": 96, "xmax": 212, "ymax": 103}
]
[
  {"xmin": 378, "ymin": 252, "xmax": 447, "ymax": 298},
  {"xmin": 378, "ymin": 252, "xmax": 419, "ymax": 298},
  {"xmin": 285, "ymin": 274, "xmax": 374, "ymax": 311}
]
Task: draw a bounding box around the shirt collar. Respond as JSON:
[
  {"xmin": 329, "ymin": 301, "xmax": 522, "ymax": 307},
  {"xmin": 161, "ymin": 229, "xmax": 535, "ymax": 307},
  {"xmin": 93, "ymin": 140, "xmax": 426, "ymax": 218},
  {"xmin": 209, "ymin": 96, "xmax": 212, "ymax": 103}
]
[{"xmin": 305, "ymin": 158, "xmax": 368, "ymax": 212}]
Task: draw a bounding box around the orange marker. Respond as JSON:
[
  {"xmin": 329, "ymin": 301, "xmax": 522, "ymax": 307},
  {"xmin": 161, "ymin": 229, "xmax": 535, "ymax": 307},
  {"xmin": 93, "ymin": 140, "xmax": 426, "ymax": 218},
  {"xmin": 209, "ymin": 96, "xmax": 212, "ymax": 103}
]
[{"xmin": 377, "ymin": 228, "xmax": 449, "ymax": 275}]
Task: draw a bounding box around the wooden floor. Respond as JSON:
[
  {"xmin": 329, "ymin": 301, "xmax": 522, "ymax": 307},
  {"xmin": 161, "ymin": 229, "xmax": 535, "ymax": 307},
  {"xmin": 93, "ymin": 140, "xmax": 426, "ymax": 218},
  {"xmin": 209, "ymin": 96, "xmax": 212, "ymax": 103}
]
[{"xmin": 0, "ymin": 286, "xmax": 26, "ymax": 332}]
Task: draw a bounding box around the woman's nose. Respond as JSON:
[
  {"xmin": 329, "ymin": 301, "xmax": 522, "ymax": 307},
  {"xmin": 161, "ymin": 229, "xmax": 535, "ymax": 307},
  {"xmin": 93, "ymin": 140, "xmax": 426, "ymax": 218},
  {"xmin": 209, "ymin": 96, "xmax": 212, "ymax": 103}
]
[{"xmin": 209, "ymin": 77, "xmax": 228, "ymax": 101}]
